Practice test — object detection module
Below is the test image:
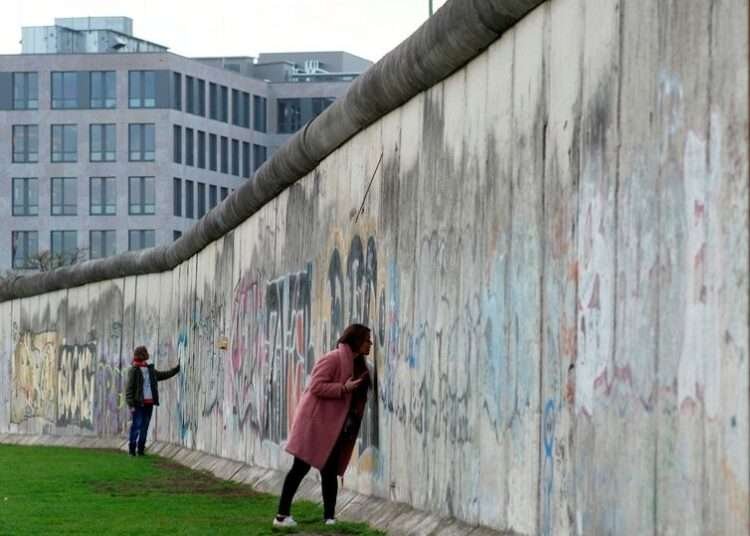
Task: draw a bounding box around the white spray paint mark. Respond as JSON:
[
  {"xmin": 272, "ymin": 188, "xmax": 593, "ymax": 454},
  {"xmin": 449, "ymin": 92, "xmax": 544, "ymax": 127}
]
[{"xmin": 678, "ymin": 113, "xmax": 721, "ymax": 418}]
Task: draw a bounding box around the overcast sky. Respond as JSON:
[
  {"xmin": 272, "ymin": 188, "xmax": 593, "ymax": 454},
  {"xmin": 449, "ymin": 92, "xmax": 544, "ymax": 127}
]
[{"xmin": 0, "ymin": 0, "xmax": 450, "ymax": 63}]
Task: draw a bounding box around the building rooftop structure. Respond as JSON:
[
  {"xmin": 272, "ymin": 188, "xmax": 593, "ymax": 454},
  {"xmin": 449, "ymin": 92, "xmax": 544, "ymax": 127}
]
[{"xmin": 21, "ymin": 17, "xmax": 167, "ymax": 55}]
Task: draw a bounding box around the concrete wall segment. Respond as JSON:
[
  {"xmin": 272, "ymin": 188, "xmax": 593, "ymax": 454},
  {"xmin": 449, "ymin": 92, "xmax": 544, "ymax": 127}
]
[{"xmin": 0, "ymin": 0, "xmax": 544, "ymax": 302}]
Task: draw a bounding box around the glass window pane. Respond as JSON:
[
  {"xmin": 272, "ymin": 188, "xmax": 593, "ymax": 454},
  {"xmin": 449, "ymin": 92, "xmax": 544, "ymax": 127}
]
[
  {"xmin": 28, "ymin": 73, "xmax": 38, "ymax": 108},
  {"xmin": 105, "ymin": 72, "xmax": 116, "ymax": 107},
  {"xmin": 129, "ymin": 71, "xmax": 140, "ymax": 107},
  {"xmin": 144, "ymin": 71, "xmax": 156, "ymax": 107},
  {"xmin": 63, "ymin": 72, "xmax": 77, "ymax": 108},
  {"xmin": 105, "ymin": 125, "xmax": 116, "ymax": 160},
  {"xmin": 91, "ymin": 125, "xmax": 102, "ymax": 160},
  {"xmin": 144, "ymin": 124, "xmax": 155, "ymax": 160}
]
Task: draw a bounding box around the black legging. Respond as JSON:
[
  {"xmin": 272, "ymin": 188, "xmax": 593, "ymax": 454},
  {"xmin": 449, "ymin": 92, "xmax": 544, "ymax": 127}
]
[{"xmin": 278, "ymin": 438, "xmax": 343, "ymax": 519}]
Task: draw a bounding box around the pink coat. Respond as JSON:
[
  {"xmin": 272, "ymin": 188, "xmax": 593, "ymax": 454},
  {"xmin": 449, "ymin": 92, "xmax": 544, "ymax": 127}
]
[{"xmin": 285, "ymin": 343, "xmax": 369, "ymax": 475}]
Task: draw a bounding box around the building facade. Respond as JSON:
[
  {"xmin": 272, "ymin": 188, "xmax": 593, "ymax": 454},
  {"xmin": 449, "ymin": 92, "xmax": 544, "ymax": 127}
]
[{"xmin": 1, "ymin": 17, "xmax": 371, "ymax": 271}]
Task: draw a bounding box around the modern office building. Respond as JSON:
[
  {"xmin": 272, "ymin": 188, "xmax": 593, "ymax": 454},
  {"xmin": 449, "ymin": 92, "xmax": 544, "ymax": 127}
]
[{"xmin": 1, "ymin": 17, "xmax": 372, "ymax": 271}]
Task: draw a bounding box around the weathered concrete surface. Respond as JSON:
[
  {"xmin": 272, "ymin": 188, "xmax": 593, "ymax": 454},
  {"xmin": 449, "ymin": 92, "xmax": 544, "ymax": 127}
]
[{"xmin": 0, "ymin": 0, "xmax": 748, "ymax": 534}]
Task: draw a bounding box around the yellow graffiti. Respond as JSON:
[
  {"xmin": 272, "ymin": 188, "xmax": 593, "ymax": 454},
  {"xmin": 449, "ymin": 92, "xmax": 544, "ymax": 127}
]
[{"xmin": 11, "ymin": 331, "xmax": 59, "ymax": 423}]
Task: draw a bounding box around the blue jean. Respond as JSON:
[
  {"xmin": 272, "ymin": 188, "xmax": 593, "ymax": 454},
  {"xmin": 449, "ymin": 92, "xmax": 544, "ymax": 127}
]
[{"xmin": 128, "ymin": 405, "xmax": 154, "ymax": 453}]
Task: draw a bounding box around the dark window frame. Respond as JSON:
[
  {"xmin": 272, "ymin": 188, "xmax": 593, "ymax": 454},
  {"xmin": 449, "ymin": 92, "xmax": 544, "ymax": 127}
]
[
  {"xmin": 13, "ymin": 72, "xmax": 38, "ymax": 110},
  {"xmin": 51, "ymin": 71, "xmax": 79, "ymax": 109},
  {"xmin": 173, "ymin": 178, "xmax": 182, "ymax": 217},
  {"xmin": 90, "ymin": 71, "xmax": 116, "ymax": 109},
  {"xmin": 12, "ymin": 230, "xmax": 39, "ymax": 269},
  {"xmin": 12, "ymin": 124, "xmax": 38, "ymax": 163},
  {"xmin": 89, "ymin": 177, "xmax": 117, "ymax": 216},
  {"xmin": 89, "ymin": 123, "xmax": 116, "ymax": 162},
  {"xmin": 128, "ymin": 176, "xmax": 156, "ymax": 215},
  {"xmin": 128, "ymin": 123, "xmax": 155, "ymax": 162},
  {"xmin": 12, "ymin": 177, "xmax": 38, "ymax": 216},
  {"xmin": 128, "ymin": 70, "xmax": 157, "ymax": 108},
  {"xmin": 50, "ymin": 177, "xmax": 77, "ymax": 216},
  {"xmin": 89, "ymin": 229, "xmax": 116, "ymax": 259},
  {"xmin": 128, "ymin": 229, "xmax": 155, "ymax": 251},
  {"xmin": 50, "ymin": 230, "xmax": 78, "ymax": 266},
  {"xmin": 172, "ymin": 72, "xmax": 182, "ymax": 110},
  {"xmin": 51, "ymin": 124, "xmax": 77, "ymax": 163}
]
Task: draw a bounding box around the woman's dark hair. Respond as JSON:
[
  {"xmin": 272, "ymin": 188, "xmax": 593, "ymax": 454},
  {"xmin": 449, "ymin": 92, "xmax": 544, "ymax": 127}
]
[
  {"xmin": 337, "ymin": 324, "xmax": 371, "ymax": 352},
  {"xmin": 133, "ymin": 346, "xmax": 149, "ymax": 360}
]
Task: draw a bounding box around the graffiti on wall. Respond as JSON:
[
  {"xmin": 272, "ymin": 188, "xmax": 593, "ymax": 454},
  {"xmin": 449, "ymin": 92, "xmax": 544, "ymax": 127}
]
[
  {"xmin": 12, "ymin": 331, "xmax": 100, "ymax": 430},
  {"xmin": 11, "ymin": 331, "xmax": 59, "ymax": 424},
  {"xmin": 227, "ymin": 265, "xmax": 313, "ymax": 443},
  {"xmin": 178, "ymin": 300, "xmax": 226, "ymax": 444},
  {"xmin": 57, "ymin": 343, "xmax": 97, "ymax": 429},
  {"xmin": 325, "ymin": 235, "xmax": 380, "ymax": 454}
]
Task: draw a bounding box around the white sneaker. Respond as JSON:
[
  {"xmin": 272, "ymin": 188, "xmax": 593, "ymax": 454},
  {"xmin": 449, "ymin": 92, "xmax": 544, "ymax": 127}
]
[
  {"xmin": 273, "ymin": 515, "xmax": 298, "ymax": 527},
  {"xmin": 324, "ymin": 519, "xmax": 336, "ymax": 525}
]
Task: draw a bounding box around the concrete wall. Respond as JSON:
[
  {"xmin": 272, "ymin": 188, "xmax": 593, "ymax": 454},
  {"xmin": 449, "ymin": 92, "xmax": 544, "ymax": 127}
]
[{"xmin": 0, "ymin": 0, "xmax": 748, "ymax": 534}]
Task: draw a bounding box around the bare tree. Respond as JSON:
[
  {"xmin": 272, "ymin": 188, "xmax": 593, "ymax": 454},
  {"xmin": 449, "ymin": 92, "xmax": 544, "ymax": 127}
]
[{"xmin": 28, "ymin": 248, "xmax": 89, "ymax": 271}]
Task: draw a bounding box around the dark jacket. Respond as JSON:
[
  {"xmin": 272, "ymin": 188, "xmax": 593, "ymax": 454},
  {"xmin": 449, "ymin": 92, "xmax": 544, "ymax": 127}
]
[{"xmin": 125, "ymin": 363, "xmax": 180, "ymax": 407}]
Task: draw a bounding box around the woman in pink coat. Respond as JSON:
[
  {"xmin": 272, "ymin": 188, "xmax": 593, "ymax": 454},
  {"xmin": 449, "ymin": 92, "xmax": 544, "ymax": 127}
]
[{"xmin": 273, "ymin": 323, "xmax": 373, "ymax": 527}]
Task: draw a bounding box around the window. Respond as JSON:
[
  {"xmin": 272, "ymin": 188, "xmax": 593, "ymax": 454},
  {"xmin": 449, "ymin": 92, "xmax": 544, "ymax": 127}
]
[
  {"xmin": 220, "ymin": 85, "xmax": 228, "ymax": 122},
  {"xmin": 209, "ymin": 184, "xmax": 217, "ymax": 209},
  {"xmin": 90, "ymin": 124, "xmax": 116, "ymax": 162},
  {"xmin": 128, "ymin": 176, "xmax": 156, "ymax": 215},
  {"xmin": 220, "ymin": 136, "xmax": 228, "ymax": 173},
  {"xmin": 173, "ymin": 178, "xmax": 182, "ymax": 217},
  {"xmin": 185, "ymin": 76, "xmax": 194, "ymax": 114},
  {"xmin": 12, "ymin": 125, "xmax": 38, "ymax": 163},
  {"xmin": 253, "ymin": 95, "xmax": 267, "ymax": 132},
  {"xmin": 128, "ymin": 230, "xmax": 155, "ymax": 251},
  {"xmin": 129, "ymin": 123, "xmax": 155, "ymax": 161},
  {"xmin": 12, "ymin": 178, "xmax": 38, "ymax": 216},
  {"xmin": 51, "ymin": 125, "xmax": 77, "ymax": 162},
  {"xmin": 197, "ymin": 131, "xmax": 206, "ymax": 169},
  {"xmin": 242, "ymin": 142, "xmax": 251, "ymax": 178},
  {"xmin": 196, "ymin": 79, "xmax": 205, "ymax": 116},
  {"xmin": 51, "ymin": 72, "xmax": 79, "ymax": 109},
  {"xmin": 231, "ymin": 139, "xmax": 240, "ymax": 176},
  {"xmin": 173, "ymin": 230, "xmax": 182, "ymax": 241},
  {"xmin": 172, "ymin": 72, "xmax": 182, "ymax": 110},
  {"xmin": 51, "ymin": 230, "xmax": 78, "ymax": 266},
  {"xmin": 90, "ymin": 71, "xmax": 116, "ymax": 108},
  {"xmin": 129, "ymin": 71, "xmax": 156, "ymax": 108},
  {"xmin": 51, "ymin": 177, "xmax": 77, "ymax": 216},
  {"xmin": 220, "ymin": 186, "xmax": 228, "ymax": 201},
  {"xmin": 185, "ymin": 180, "xmax": 194, "ymax": 219},
  {"xmin": 173, "ymin": 125, "xmax": 182, "ymax": 163},
  {"xmin": 209, "ymin": 134, "xmax": 217, "ymax": 171},
  {"xmin": 197, "ymin": 182, "xmax": 206, "ymax": 218},
  {"xmin": 209, "ymin": 83, "xmax": 218, "ymax": 120},
  {"xmin": 90, "ymin": 230, "xmax": 116, "ymax": 259},
  {"xmin": 312, "ymin": 97, "xmax": 335, "ymax": 118},
  {"xmin": 185, "ymin": 128, "xmax": 194, "ymax": 166},
  {"xmin": 13, "ymin": 72, "xmax": 38, "ymax": 110},
  {"xmin": 12, "ymin": 231, "xmax": 38, "ymax": 269},
  {"xmin": 90, "ymin": 177, "xmax": 116, "ymax": 215},
  {"xmin": 232, "ymin": 89, "xmax": 240, "ymax": 125},
  {"xmin": 278, "ymin": 99, "xmax": 302, "ymax": 133},
  {"xmin": 241, "ymin": 92, "xmax": 250, "ymax": 128},
  {"xmin": 253, "ymin": 144, "xmax": 267, "ymax": 172}
]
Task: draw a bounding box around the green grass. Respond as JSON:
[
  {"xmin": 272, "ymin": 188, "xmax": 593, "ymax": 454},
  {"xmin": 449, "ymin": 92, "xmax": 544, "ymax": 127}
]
[{"xmin": 0, "ymin": 444, "xmax": 385, "ymax": 536}]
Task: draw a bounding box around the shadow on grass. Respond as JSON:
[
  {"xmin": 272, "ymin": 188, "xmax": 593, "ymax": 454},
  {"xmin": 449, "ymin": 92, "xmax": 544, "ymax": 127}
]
[{"xmin": 90, "ymin": 458, "xmax": 260, "ymax": 498}]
